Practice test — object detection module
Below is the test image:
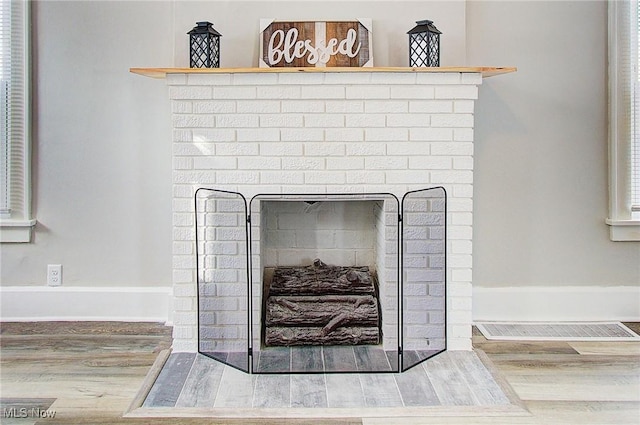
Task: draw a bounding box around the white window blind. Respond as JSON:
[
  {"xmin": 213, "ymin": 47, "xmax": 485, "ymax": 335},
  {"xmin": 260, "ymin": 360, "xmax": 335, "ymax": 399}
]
[
  {"xmin": 0, "ymin": 0, "xmax": 34, "ymax": 242},
  {"xmin": 0, "ymin": 0, "xmax": 12, "ymax": 218},
  {"xmin": 633, "ymin": 0, "xmax": 640, "ymax": 211}
]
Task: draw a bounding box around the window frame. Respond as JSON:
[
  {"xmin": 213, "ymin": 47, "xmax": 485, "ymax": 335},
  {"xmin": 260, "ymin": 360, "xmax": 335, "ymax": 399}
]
[
  {"xmin": 607, "ymin": 0, "xmax": 640, "ymax": 241},
  {"xmin": 0, "ymin": 0, "xmax": 35, "ymax": 243}
]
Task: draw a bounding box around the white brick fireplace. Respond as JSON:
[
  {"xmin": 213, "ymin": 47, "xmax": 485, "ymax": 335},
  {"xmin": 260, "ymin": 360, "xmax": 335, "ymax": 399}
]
[{"xmin": 133, "ymin": 67, "xmax": 515, "ymax": 353}]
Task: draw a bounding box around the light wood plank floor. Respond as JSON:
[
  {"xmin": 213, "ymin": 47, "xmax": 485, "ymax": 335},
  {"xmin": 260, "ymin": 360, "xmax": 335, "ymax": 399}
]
[{"xmin": 1, "ymin": 322, "xmax": 638, "ymax": 424}]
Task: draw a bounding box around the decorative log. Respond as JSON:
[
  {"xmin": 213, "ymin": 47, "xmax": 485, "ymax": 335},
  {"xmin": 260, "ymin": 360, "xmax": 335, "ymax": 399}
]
[
  {"xmin": 322, "ymin": 313, "xmax": 349, "ymax": 335},
  {"xmin": 265, "ymin": 326, "xmax": 380, "ymax": 346},
  {"xmin": 269, "ymin": 259, "xmax": 376, "ymax": 296},
  {"xmin": 263, "ymin": 260, "xmax": 382, "ymax": 347},
  {"xmin": 265, "ymin": 295, "xmax": 379, "ymax": 327}
]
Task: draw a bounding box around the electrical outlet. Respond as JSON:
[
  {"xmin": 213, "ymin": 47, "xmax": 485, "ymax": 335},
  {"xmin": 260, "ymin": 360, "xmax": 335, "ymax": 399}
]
[{"xmin": 47, "ymin": 264, "xmax": 62, "ymax": 286}]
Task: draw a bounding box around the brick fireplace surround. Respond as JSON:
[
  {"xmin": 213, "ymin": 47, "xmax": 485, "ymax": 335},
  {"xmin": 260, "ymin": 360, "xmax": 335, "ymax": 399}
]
[{"xmin": 131, "ymin": 66, "xmax": 515, "ymax": 354}]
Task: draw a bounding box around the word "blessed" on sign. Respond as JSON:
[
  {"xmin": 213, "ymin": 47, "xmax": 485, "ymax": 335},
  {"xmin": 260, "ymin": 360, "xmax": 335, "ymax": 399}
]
[
  {"xmin": 260, "ymin": 20, "xmax": 372, "ymax": 68},
  {"xmin": 268, "ymin": 27, "xmax": 361, "ymax": 66}
]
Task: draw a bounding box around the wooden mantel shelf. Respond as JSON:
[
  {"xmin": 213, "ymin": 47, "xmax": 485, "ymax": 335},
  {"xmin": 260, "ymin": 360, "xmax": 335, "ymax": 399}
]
[{"xmin": 130, "ymin": 66, "xmax": 516, "ymax": 79}]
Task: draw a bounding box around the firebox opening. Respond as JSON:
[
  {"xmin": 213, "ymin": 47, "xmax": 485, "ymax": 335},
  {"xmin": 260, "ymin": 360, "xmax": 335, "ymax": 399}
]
[
  {"xmin": 257, "ymin": 199, "xmax": 395, "ymax": 349},
  {"xmin": 260, "ymin": 200, "xmax": 383, "ymax": 269}
]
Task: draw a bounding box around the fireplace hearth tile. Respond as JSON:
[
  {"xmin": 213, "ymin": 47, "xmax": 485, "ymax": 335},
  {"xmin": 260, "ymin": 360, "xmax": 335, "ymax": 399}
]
[
  {"xmin": 394, "ymin": 365, "xmax": 440, "ymax": 406},
  {"xmin": 255, "ymin": 347, "xmax": 291, "ymax": 373},
  {"xmin": 354, "ymin": 345, "xmax": 393, "ymax": 371},
  {"xmin": 385, "ymin": 350, "xmax": 399, "ymax": 370},
  {"xmin": 325, "ymin": 374, "xmax": 366, "ymax": 408},
  {"xmin": 360, "ymin": 374, "xmax": 403, "ymax": 407},
  {"xmin": 212, "ymin": 366, "xmax": 255, "ymax": 408},
  {"xmin": 142, "ymin": 352, "xmax": 195, "ymax": 408},
  {"xmin": 322, "ymin": 346, "xmax": 358, "ymax": 371},
  {"xmin": 134, "ymin": 350, "xmax": 525, "ymax": 418},
  {"xmin": 291, "ymin": 375, "xmax": 328, "ymax": 408},
  {"xmin": 253, "ymin": 375, "xmax": 290, "ymax": 407},
  {"xmin": 175, "ymin": 354, "xmax": 224, "ymax": 408},
  {"xmin": 253, "ymin": 345, "xmax": 399, "ymax": 373},
  {"xmin": 401, "ymin": 349, "xmax": 440, "ymax": 368},
  {"xmin": 291, "ymin": 346, "xmax": 324, "ymax": 372},
  {"xmin": 423, "ymin": 354, "xmax": 482, "ymax": 405}
]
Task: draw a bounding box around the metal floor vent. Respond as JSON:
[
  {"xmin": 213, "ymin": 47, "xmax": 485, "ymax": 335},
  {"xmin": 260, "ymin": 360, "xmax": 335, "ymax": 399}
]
[{"xmin": 476, "ymin": 322, "xmax": 640, "ymax": 341}]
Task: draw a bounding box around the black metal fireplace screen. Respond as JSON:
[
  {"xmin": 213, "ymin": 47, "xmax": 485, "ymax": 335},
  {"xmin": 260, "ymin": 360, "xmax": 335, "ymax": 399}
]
[{"xmin": 194, "ymin": 188, "xmax": 447, "ymax": 374}]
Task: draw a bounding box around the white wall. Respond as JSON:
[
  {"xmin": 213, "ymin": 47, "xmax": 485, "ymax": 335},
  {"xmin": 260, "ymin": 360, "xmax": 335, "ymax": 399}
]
[
  {"xmin": 468, "ymin": 0, "xmax": 639, "ymax": 287},
  {"xmin": 1, "ymin": 1, "xmax": 174, "ymax": 287},
  {"xmin": 1, "ymin": 0, "xmax": 638, "ymax": 322},
  {"xmin": 171, "ymin": 1, "xmax": 466, "ymax": 68},
  {"xmin": 467, "ymin": 0, "xmax": 639, "ymax": 320}
]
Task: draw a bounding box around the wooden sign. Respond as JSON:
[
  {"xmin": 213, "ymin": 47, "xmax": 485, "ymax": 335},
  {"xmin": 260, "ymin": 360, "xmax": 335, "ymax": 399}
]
[{"xmin": 259, "ymin": 19, "xmax": 373, "ymax": 68}]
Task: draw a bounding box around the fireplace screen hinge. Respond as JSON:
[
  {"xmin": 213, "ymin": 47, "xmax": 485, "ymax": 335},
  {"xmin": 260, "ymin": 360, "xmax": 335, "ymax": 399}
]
[
  {"xmin": 247, "ymin": 215, "xmax": 251, "ymax": 224},
  {"xmin": 399, "ymin": 346, "xmax": 403, "ymax": 355},
  {"xmin": 248, "ymin": 347, "xmax": 253, "ymax": 357},
  {"xmin": 398, "ymin": 213, "xmax": 403, "ymax": 222}
]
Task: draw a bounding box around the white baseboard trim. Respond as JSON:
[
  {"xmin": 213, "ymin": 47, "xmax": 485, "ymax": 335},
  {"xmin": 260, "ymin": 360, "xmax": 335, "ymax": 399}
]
[
  {"xmin": 0, "ymin": 286, "xmax": 172, "ymax": 323},
  {"xmin": 473, "ymin": 285, "xmax": 640, "ymax": 322},
  {"xmin": 3, "ymin": 285, "xmax": 636, "ymax": 325}
]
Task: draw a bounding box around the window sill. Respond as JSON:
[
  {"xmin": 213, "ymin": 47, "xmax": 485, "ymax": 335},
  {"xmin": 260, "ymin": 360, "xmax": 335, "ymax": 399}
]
[
  {"xmin": 606, "ymin": 219, "xmax": 640, "ymax": 241},
  {"xmin": 0, "ymin": 219, "xmax": 37, "ymax": 243}
]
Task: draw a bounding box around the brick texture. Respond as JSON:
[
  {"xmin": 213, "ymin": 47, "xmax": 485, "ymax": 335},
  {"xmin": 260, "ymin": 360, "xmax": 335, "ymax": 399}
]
[{"xmin": 168, "ymin": 72, "xmax": 482, "ymax": 353}]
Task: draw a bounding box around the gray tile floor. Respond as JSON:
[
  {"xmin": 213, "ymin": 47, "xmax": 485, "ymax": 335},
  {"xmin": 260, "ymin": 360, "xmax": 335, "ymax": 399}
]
[
  {"xmin": 202, "ymin": 346, "xmax": 441, "ymax": 373},
  {"xmin": 142, "ymin": 350, "xmax": 513, "ymax": 409}
]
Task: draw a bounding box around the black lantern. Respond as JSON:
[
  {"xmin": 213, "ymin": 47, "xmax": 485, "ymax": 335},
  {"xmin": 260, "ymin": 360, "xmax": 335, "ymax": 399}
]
[
  {"xmin": 188, "ymin": 21, "xmax": 222, "ymax": 68},
  {"xmin": 407, "ymin": 20, "xmax": 441, "ymax": 67}
]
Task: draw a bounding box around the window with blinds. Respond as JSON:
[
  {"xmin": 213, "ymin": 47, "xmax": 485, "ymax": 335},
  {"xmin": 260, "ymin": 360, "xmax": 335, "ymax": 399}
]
[
  {"xmin": 633, "ymin": 0, "xmax": 640, "ymax": 211},
  {"xmin": 0, "ymin": 0, "xmax": 11, "ymax": 218},
  {"xmin": 0, "ymin": 0, "xmax": 34, "ymax": 242},
  {"xmin": 608, "ymin": 0, "xmax": 640, "ymax": 241}
]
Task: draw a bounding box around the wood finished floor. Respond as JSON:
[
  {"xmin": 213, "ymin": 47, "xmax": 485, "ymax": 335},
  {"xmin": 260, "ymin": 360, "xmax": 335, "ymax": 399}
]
[{"xmin": 0, "ymin": 321, "xmax": 638, "ymax": 424}]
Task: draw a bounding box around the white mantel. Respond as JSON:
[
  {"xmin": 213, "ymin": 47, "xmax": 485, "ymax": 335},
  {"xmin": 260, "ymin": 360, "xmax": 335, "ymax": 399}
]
[{"xmin": 132, "ymin": 66, "xmax": 515, "ymax": 352}]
